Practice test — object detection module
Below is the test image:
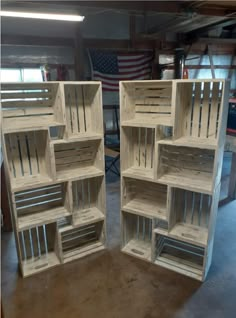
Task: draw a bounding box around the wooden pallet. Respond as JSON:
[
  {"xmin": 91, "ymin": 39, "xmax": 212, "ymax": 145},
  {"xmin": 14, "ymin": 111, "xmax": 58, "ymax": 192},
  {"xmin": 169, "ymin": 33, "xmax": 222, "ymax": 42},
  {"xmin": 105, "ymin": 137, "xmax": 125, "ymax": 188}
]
[
  {"xmin": 120, "ymin": 79, "xmax": 229, "ymax": 281},
  {"xmin": 1, "ymin": 81, "xmax": 106, "ymax": 277}
]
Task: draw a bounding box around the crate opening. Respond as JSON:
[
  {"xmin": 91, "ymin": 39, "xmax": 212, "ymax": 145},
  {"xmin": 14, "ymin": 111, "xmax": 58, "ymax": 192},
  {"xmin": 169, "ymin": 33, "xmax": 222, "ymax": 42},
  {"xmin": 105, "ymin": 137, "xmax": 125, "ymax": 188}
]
[
  {"xmin": 19, "ymin": 223, "xmax": 60, "ymax": 275},
  {"xmin": 157, "ymin": 144, "xmax": 215, "ymax": 192},
  {"xmin": 122, "ymin": 177, "xmax": 167, "ymax": 219},
  {"xmin": 174, "ymin": 81, "xmax": 224, "ymax": 145},
  {"xmin": 122, "ymin": 212, "xmax": 152, "ymax": 261},
  {"xmin": 121, "ymin": 81, "xmax": 173, "ymax": 126},
  {"xmin": 49, "ymin": 126, "xmax": 65, "ymax": 140},
  {"xmin": 169, "ymin": 188, "xmax": 211, "ymax": 246},
  {"xmin": 61, "ymin": 221, "xmax": 104, "ymax": 261},
  {"xmin": 15, "ymin": 183, "xmax": 70, "ymax": 229},
  {"xmin": 54, "ymin": 139, "xmax": 103, "ymax": 180},
  {"xmin": 5, "ymin": 130, "xmax": 52, "ymax": 190},
  {"xmin": 1, "ymin": 83, "xmax": 64, "ymax": 132},
  {"xmin": 64, "ymin": 83, "xmax": 102, "ymax": 138},
  {"xmin": 72, "ymin": 176, "xmax": 104, "ymax": 226},
  {"xmin": 155, "ymin": 234, "xmax": 204, "ymax": 278}
]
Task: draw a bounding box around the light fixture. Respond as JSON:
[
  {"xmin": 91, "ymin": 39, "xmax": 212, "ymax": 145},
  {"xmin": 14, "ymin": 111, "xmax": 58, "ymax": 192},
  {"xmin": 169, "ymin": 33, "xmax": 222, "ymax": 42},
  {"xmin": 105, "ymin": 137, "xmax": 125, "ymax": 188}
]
[{"xmin": 0, "ymin": 10, "xmax": 85, "ymax": 22}]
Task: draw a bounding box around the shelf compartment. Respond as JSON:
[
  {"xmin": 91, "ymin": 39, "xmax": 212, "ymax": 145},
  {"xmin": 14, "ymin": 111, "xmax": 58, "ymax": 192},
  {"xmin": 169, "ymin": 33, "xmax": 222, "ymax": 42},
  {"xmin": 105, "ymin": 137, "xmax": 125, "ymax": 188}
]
[
  {"xmin": 19, "ymin": 222, "xmax": 60, "ymax": 277},
  {"xmin": 157, "ymin": 143, "xmax": 215, "ymax": 194},
  {"xmin": 121, "ymin": 126, "xmax": 155, "ymax": 180},
  {"xmin": 121, "ymin": 211, "xmax": 152, "ymax": 262},
  {"xmin": 173, "ymin": 80, "xmax": 228, "ymax": 148},
  {"xmin": 63, "ymin": 83, "xmax": 103, "ymax": 139},
  {"xmin": 120, "ymin": 80, "xmax": 173, "ymax": 126},
  {"xmin": 122, "ymin": 177, "xmax": 167, "ymax": 219},
  {"xmin": 1, "ymin": 82, "xmax": 65, "ymax": 132},
  {"xmin": 53, "ymin": 139, "xmax": 104, "ymax": 181},
  {"xmin": 4, "ymin": 130, "xmax": 53, "ymax": 191},
  {"xmin": 72, "ymin": 176, "xmax": 105, "ymax": 226},
  {"xmin": 15, "ymin": 183, "xmax": 71, "ymax": 230},
  {"xmin": 60, "ymin": 221, "xmax": 105, "ymax": 263},
  {"xmin": 154, "ymin": 234, "xmax": 205, "ymax": 281},
  {"xmin": 168, "ymin": 188, "xmax": 213, "ymax": 246}
]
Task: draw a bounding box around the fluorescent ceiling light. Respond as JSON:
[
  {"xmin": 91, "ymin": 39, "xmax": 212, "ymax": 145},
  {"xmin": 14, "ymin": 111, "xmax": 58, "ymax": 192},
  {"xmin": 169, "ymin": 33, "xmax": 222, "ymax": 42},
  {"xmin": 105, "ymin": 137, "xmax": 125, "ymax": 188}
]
[{"xmin": 0, "ymin": 10, "xmax": 85, "ymax": 22}]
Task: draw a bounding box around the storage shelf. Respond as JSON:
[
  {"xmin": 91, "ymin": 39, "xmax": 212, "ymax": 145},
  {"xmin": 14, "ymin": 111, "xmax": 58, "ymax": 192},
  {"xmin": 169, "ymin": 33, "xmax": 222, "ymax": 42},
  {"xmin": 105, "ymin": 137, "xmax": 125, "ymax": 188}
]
[
  {"xmin": 122, "ymin": 167, "xmax": 154, "ymax": 181},
  {"xmin": 56, "ymin": 167, "xmax": 104, "ymax": 182},
  {"xmin": 18, "ymin": 207, "xmax": 71, "ymax": 231},
  {"xmin": 158, "ymin": 137, "xmax": 217, "ymax": 150},
  {"xmin": 22, "ymin": 252, "xmax": 60, "ymax": 277},
  {"xmin": 155, "ymin": 255, "xmax": 203, "ymax": 281},
  {"xmin": 122, "ymin": 117, "xmax": 172, "ymax": 128},
  {"xmin": 122, "ymin": 239, "xmax": 151, "ymax": 262},
  {"xmin": 11, "ymin": 175, "xmax": 53, "ymax": 192},
  {"xmin": 123, "ymin": 198, "xmax": 166, "ymax": 220},
  {"xmin": 63, "ymin": 242, "xmax": 105, "ymax": 264},
  {"xmin": 169, "ymin": 223, "xmax": 208, "ymax": 247},
  {"xmin": 3, "ymin": 120, "xmax": 64, "ymax": 134},
  {"xmin": 73, "ymin": 207, "xmax": 105, "ymax": 227},
  {"xmin": 52, "ymin": 133, "xmax": 103, "ymax": 143},
  {"xmin": 157, "ymin": 172, "xmax": 212, "ymax": 194}
]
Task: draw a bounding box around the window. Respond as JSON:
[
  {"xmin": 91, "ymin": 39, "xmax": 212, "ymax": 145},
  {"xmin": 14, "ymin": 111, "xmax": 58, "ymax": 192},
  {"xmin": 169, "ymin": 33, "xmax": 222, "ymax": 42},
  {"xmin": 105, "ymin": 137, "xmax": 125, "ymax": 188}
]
[{"xmin": 0, "ymin": 68, "xmax": 43, "ymax": 82}]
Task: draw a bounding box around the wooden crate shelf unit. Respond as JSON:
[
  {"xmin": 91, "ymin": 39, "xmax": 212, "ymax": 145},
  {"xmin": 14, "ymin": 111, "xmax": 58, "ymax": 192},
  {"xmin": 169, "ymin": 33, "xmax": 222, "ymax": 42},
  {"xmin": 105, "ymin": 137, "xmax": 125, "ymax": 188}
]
[
  {"xmin": 72, "ymin": 176, "xmax": 105, "ymax": 227},
  {"xmin": 1, "ymin": 82, "xmax": 65, "ymax": 133},
  {"xmin": 1, "ymin": 81, "xmax": 106, "ymax": 277},
  {"xmin": 120, "ymin": 79, "xmax": 229, "ymax": 281},
  {"xmin": 120, "ymin": 80, "xmax": 173, "ymax": 127},
  {"xmin": 173, "ymin": 79, "xmax": 229, "ymax": 148},
  {"xmin": 4, "ymin": 130, "xmax": 53, "ymax": 191},
  {"xmin": 64, "ymin": 82, "xmax": 103, "ymax": 140},
  {"xmin": 18, "ymin": 222, "xmax": 60, "ymax": 277},
  {"xmin": 122, "ymin": 177, "xmax": 168, "ymax": 219},
  {"xmin": 14, "ymin": 183, "xmax": 71, "ymax": 231},
  {"xmin": 121, "ymin": 211, "xmax": 152, "ymax": 262},
  {"xmin": 59, "ymin": 221, "xmax": 105, "ymax": 263}
]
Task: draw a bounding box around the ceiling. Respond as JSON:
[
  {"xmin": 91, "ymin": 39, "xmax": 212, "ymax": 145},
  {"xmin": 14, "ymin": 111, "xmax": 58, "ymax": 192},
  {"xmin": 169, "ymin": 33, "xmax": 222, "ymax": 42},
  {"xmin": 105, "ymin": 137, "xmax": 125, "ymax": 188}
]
[{"xmin": 1, "ymin": 1, "xmax": 236, "ymax": 41}]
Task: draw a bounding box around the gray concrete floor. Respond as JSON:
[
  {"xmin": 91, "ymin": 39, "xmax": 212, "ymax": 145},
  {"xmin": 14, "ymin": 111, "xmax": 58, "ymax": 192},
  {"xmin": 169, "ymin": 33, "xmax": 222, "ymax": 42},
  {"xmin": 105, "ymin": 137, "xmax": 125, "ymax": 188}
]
[{"xmin": 1, "ymin": 173, "xmax": 236, "ymax": 318}]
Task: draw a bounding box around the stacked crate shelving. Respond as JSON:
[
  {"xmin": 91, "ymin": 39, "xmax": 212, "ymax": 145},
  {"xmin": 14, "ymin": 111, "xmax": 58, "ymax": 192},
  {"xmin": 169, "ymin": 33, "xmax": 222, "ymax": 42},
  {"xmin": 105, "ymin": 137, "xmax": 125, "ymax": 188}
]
[
  {"xmin": 120, "ymin": 79, "xmax": 229, "ymax": 281},
  {"xmin": 1, "ymin": 81, "xmax": 106, "ymax": 277}
]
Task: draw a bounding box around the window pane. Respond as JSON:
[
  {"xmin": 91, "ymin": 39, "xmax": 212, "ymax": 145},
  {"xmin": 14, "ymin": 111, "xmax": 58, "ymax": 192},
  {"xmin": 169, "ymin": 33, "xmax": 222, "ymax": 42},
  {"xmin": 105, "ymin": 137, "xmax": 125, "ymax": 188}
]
[
  {"xmin": 22, "ymin": 69, "xmax": 43, "ymax": 82},
  {"xmin": 0, "ymin": 69, "xmax": 21, "ymax": 82}
]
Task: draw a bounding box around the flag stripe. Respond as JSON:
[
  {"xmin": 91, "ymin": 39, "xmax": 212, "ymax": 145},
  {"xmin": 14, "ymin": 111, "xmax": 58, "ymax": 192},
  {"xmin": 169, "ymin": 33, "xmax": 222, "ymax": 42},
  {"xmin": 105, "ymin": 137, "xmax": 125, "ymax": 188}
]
[{"xmin": 90, "ymin": 50, "xmax": 153, "ymax": 92}]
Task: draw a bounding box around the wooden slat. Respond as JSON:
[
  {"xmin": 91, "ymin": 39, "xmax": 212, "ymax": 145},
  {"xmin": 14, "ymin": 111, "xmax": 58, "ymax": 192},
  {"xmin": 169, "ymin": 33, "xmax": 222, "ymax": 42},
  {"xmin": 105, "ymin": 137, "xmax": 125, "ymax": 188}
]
[
  {"xmin": 200, "ymin": 82, "xmax": 211, "ymax": 139},
  {"xmin": 1, "ymin": 91, "xmax": 52, "ymax": 99},
  {"xmin": 78, "ymin": 86, "xmax": 86, "ymax": 133},
  {"xmin": 208, "ymin": 82, "xmax": 221, "ymax": 139},
  {"xmin": 3, "ymin": 107, "xmax": 54, "ymax": 118},
  {"xmin": 27, "ymin": 133, "xmax": 39, "ymax": 175},
  {"xmin": 192, "ymin": 83, "xmax": 202, "ymax": 138},
  {"xmin": 2, "ymin": 99, "xmax": 53, "ymax": 108},
  {"xmin": 18, "ymin": 134, "xmax": 30, "ymax": 177},
  {"xmin": 135, "ymin": 105, "xmax": 171, "ymax": 113},
  {"xmin": 9, "ymin": 134, "xmax": 22, "ymax": 178}
]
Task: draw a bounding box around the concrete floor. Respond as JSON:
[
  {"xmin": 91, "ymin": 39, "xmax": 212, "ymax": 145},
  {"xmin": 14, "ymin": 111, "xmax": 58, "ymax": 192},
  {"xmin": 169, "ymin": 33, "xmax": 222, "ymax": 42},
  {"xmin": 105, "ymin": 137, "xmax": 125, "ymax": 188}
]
[{"xmin": 1, "ymin": 173, "xmax": 236, "ymax": 318}]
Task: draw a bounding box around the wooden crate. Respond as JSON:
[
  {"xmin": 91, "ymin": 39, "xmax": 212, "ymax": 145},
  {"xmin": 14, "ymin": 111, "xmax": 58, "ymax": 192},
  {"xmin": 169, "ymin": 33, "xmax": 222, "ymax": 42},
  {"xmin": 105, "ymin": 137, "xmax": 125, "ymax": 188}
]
[
  {"xmin": 121, "ymin": 126, "xmax": 171, "ymax": 180},
  {"xmin": 13, "ymin": 183, "xmax": 72, "ymax": 231},
  {"xmin": 173, "ymin": 79, "xmax": 229, "ymax": 148},
  {"xmin": 157, "ymin": 142, "xmax": 216, "ymax": 194},
  {"xmin": 63, "ymin": 82, "xmax": 103, "ymax": 139},
  {"xmin": 59, "ymin": 221, "xmax": 105, "ymax": 263},
  {"xmin": 121, "ymin": 211, "xmax": 152, "ymax": 262},
  {"xmin": 154, "ymin": 233, "xmax": 205, "ymax": 281},
  {"xmin": 4, "ymin": 130, "xmax": 53, "ymax": 191},
  {"xmin": 122, "ymin": 177, "xmax": 168, "ymax": 220},
  {"xmin": 167, "ymin": 183, "xmax": 221, "ymax": 249},
  {"xmin": 1, "ymin": 82, "xmax": 65, "ymax": 133},
  {"xmin": 18, "ymin": 222, "xmax": 60, "ymax": 277},
  {"xmin": 120, "ymin": 80, "xmax": 173, "ymax": 127},
  {"xmin": 72, "ymin": 176, "xmax": 105, "ymax": 227},
  {"xmin": 53, "ymin": 138, "xmax": 104, "ymax": 181}
]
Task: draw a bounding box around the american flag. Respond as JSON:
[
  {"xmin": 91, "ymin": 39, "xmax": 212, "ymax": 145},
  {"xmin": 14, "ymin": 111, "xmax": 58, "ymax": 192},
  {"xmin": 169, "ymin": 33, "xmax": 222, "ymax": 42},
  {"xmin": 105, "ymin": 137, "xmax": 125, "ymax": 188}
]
[{"xmin": 89, "ymin": 50, "xmax": 153, "ymax": 91}]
